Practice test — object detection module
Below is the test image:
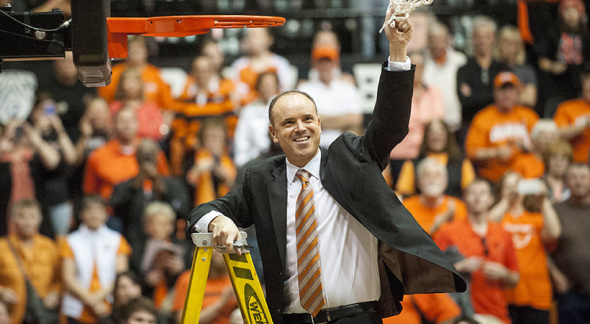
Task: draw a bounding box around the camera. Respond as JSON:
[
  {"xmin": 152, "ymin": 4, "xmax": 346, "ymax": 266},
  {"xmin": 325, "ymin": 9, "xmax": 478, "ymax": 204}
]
[{"xmin": 517, "ymin": 179, "xmax": 543, "ymax": 195}]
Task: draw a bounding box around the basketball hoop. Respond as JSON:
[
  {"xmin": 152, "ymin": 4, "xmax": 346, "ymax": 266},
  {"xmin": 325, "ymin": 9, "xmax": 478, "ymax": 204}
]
[
  {"xmin": 107, "ymin": 15, "xmax": 286, "ymax": 59},
  {"xmin": 379, "ymin": 0, "xmax": 434, "ymax": 33}
]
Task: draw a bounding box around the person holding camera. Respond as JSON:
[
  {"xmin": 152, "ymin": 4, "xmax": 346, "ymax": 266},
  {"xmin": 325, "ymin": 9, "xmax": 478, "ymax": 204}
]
[
  {"xmin": 186, "ymin": 118, "xmax": 237, "ymax": 206},
  {"xmin": 488, "ymin": 171, "xmax": 561, "ymax": 324}
]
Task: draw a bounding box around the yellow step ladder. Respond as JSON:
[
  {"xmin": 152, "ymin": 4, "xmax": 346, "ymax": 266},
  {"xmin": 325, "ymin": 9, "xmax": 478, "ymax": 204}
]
[{"xmin": 181, "ymin": 231, "xmax": 273, "ymax": 324}]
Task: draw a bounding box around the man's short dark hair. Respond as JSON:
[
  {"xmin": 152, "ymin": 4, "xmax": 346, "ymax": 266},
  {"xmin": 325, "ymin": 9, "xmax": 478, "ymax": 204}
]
[
  {"xmin": 465, "ymin": 177, "xmax": 493, "ymax": 194},
  {"xmin": 118, "ymin": 297, "xmax": 157, "ymax": 321},
  {"xmin": 268, "ymin": 90, "xmax": 318, "ymax": 125},
  {"xmin": 81, "ymin": 195, "xmax": 106, "ymax": 211}
]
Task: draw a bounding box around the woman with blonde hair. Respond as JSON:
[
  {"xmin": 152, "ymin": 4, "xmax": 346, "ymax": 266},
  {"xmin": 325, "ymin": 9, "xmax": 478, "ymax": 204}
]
[
  {"xmin": 542, "ymin": 139, "xmax": 574, "ymax": 203},
  {"xmin": 110, "ymin": 68, "xmax": 165, "ymax": 141},
  {"xmin": 494, "ymin": 25, "xmax": 538, "ymax": 108}
]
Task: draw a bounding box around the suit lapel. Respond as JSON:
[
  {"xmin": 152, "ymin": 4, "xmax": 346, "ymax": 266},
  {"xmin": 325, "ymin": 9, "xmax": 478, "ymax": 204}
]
[
  {"xmin": 270, "ymin": 162, "xmax": 288, "ymax": 271},
  {"xmin": 320, "ymin": 148, "xmax": 356, "ymax": 217}
]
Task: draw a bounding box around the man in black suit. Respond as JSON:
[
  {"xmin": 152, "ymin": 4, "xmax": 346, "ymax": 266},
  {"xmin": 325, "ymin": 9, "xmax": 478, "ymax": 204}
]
[{"xmin": 187, "ymin": 12, "xmax": 466, "ymax": 324}]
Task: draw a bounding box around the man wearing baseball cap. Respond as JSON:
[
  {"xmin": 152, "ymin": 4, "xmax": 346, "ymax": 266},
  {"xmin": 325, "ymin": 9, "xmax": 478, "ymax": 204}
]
[
  {"xmin": 297, "ymin": 45, "xmax": 363, "ymax": 148},
  {"xmin": 465, "ymin": 71, "xmax": 540, "ymax": 182}
]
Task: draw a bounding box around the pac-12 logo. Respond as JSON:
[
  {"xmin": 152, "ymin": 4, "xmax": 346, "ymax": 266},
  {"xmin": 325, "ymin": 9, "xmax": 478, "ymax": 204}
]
[{"xmin": 244, "ymin": 283, "xmax": 270, "ymax": 323}]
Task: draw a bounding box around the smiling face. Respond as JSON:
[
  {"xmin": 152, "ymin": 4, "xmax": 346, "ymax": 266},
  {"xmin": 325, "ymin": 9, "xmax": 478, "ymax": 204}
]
[{"xmin": 269, "ymin": 93, "xmax": 321, "ymax": 167}]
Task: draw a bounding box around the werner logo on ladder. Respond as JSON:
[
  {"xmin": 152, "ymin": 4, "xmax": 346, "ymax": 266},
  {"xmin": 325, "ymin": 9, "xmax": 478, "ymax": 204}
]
[{"xmin": 181, "ymin": 231, "xmax": 272, "ymax": 324}]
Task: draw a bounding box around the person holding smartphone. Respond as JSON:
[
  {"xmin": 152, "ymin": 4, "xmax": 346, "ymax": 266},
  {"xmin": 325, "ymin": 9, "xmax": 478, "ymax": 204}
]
[{"xmin": 29, "ymin": 92, "xmax": 78, "ymax": 237}]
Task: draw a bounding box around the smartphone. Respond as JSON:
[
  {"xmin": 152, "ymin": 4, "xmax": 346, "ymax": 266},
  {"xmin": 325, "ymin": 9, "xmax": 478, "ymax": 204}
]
[
  {"xmin": 517, "ymin": 179, "xmax": 543, "ymax": 195},
  {"xmin": 44, "ymin": 103, "xmax": 56, "ymax": 116}
]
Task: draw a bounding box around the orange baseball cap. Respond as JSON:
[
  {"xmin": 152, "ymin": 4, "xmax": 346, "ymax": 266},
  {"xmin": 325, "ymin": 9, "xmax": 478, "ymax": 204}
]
[
  {"xmin": 311, "ymin": 46, "xmax": 339, "ymax": 61},
  {"xmin": 494, "ymin": 71, "xmax": 522, "ymax": 89}
]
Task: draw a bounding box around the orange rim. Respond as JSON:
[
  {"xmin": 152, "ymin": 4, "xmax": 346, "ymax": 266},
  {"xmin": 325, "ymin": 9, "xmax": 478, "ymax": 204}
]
[{"xmin": 107, "ymin": 15, "xmax": 286, "ymax": 58}]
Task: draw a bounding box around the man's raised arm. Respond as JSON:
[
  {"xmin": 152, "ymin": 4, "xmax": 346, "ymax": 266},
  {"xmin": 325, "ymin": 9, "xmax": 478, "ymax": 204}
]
[{"xmin": 364, "ymin": 10, "xmax": 415, "ymax": 167}]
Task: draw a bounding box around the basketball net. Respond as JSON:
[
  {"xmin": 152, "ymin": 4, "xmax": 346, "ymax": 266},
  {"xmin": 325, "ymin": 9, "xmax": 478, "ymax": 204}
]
[{"xmin": 379, "ymin": 0, "xmax": 435, "ymax": 33}]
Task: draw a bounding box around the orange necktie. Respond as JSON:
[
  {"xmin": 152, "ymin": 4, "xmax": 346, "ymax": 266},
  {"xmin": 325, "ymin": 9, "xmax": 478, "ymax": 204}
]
[{"xmin": 295, "ymin": 169, "xmax": 326, "ymax": 317}]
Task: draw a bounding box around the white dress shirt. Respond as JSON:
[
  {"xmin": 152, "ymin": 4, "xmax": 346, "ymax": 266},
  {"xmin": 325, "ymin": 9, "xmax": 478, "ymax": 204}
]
[{"xmin": 282, "ymin": 152, "xmax": 380, "ymax": 313}]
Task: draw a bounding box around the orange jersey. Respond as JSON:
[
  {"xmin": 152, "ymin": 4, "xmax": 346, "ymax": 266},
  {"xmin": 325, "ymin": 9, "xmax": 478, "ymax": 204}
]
[
  {"xmin": 512, "ymin": 153, "xmax": 545, "ymax": 179},
  {"xmin": 59, "ymin": 235, "xmax": 131, "ymax": 323},
  {"xmin": 465, "ymin": 104, "xmax": 539, "ymax": 182},
  {"xmin": 402, "ymin": 195, "xmax": 468, "ymax": 235},
  {"xmin": 0, "ymin": 235, "xmax": 61, "ymax": 324},
  {"xmin": 230, "ymin": 53, "xmax": 292, "ymax": 106},
  {"xmin": 434, "ymin": 220, "xmax": 519, "ymax": 324},
  {"xmin": 98, "ymin": 63, "xmax": 174, "ymax": 110},
  {"xmin": 501, "ymin": 211, "xmax": 552, "ymax": 310},
  {"xmin": 383, "ymin": 293, "xmax": 460, "ymax": 324},
  {"xmin": 83, "ymin": 139, "xmax": 169, "ymax": 200},
  {"xmin": 553, "ymin": 99, "xmax": 590, "ymax": 163},
  {"xmin": 170, "ymin": 77, "xmax": 236, "ymax": 176}
]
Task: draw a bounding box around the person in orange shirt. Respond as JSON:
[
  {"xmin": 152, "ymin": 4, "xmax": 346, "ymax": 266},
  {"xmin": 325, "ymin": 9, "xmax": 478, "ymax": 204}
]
[
  {"xmin": 434, "ymin": 179, "xmax": 520, "ymax": 324},
  {"xmin": 186, "ymin": 118, "xmax": 237, "ymax": 206},
  {"xmin": 229, "ymin": 28, "xmax": 294, "ymax": 106},
  {"xmin": 396, "ymin": 119, "xmax": 476, "ymax": 198},
  {"xmin": 382, "ymin": 293, "xmax": 461, "ymax": 324},
  {"xmin": 512, "ymin": 119, "xmax": 559, "ymax": 179},
  {"xmin": 110, "ymin": 68, "xmax": 165, "ymax": 141},
  {"xmin": 172, "ymin": 250, "xmax": 237, "ymax": 324},
  {"xmin": 98, "ymin": 36, "xmax": 173, "ymax": 110},
  {"xmin": 170, "ymin": 56, "xmax": 237, "ymax": 176},
  {"xmin": 60, "ymin": 195, "xmax": 131, "ymax": 323},
  {"xmin": 0, "ymin": 199, "xmax": 61, "ymax": 324},
  {"xmin": 402, "ymin": 158, "xmax": 468, "ymax": 235},
  {"xmin": 488, "ymin": 172, "xmax": 561, "ymax": 324},
  {"xmin": 553, "ymin": 70, "xmax": 590, "ymax": 163},
  {"xmin": 83, "ymin": 108, "xmax": 169, "ymax": 201},
  {"xmin": 465, "ymin": 71, "xmax": 539, "ymax": 182}
]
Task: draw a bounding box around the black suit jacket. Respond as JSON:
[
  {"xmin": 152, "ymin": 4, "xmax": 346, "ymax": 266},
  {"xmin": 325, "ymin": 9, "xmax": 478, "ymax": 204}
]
[{"xmin": 187, "ymin": 64, "xmax": 466, "ymax": 323}]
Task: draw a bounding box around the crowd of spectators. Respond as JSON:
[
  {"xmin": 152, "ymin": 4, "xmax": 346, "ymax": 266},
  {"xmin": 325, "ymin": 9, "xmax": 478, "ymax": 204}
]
[{"xmin": 1, "ymin": 1, "xmax": 590, "ymax": 323}]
